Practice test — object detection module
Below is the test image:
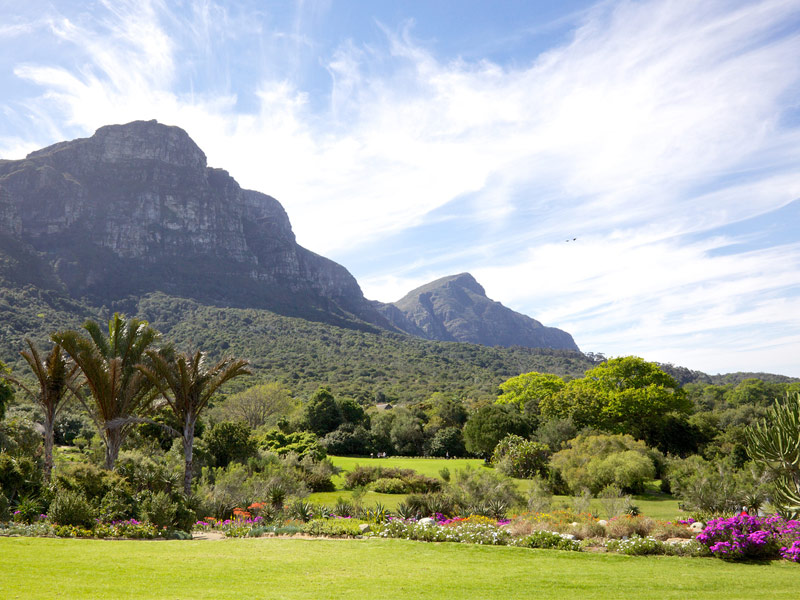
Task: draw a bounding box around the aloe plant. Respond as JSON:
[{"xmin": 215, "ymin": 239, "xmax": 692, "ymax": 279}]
[{"xmin": 745, "ymin": 393, "xmax": 800, "ymax": 519}]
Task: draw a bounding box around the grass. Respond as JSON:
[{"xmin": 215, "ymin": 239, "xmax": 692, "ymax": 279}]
[
  {"xmin": 1, "ymin": 536, "xmax": 797, "ymax": 599},
  {"xmin": 321, "ymin": 456, "xmax": 683, "ymax": 520}
]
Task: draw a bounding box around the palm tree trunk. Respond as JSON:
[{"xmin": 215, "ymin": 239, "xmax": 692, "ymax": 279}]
[
  {"xmin": 183, "ymin": 416, "xmax": 195, "ymax": 497},
  {"xmin": 43, "ymin": 414, "xmax": 55, "ymax": 483},
  {"xmin": 104, "ymin": 427, "xmax": 123, "ymax": 470}
]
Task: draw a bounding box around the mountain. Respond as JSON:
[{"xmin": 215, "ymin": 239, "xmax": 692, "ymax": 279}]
[
  {"xmin": 374, "ymin": 273, "xmax": 579, "ymax": 351},
  {"xmin": 0, "ymin": 120, "xmax": 387, "ymax": 329}
]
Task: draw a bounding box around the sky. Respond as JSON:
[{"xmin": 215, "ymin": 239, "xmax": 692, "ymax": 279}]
[{"xmin": 1, "ymin": 0, "xmax": 799, "ymax": 377}]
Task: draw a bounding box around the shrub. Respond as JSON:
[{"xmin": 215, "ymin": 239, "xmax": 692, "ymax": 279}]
[
  {"xmin": 371, "ymin": 477, "xmax": 407, "ymax": 494},
  {"xmin": 140, "ymin": 491, "xmax": 177, "ymax": 529},
  {"xmin": 492, "ymin": 434, "xmax": 549, "ymax": 479},
  {"xmin": 448, "ymin": 467, "xmax": 523, "ymax": 513},
  {"xmin": 665, "ymin": 456, "xmax": 769, "ymax": 515},
  {"xmin": 49, "ymin": 490, "xmax": 97, "ymax": 529},
  {"xmin": 54, "ymin": 462, "xmax": 128, "ymax": 502},
  {"xmin": 550, "ymin": 434, "xmax": 656, "ymax": 494},
  {"xmin": 260, "ymin": 430, "xmax": 326, "ymax": 461}
]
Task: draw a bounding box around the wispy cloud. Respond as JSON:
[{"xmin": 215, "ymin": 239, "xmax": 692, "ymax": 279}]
[{"xmin": 1, "ymin": 0, "xmax": 799, "ymax": 375}]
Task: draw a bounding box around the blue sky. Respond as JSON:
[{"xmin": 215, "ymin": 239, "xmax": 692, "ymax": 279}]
[{"xmin": 1, "ymin": 0, "xmax": 799, "ymax": 376}]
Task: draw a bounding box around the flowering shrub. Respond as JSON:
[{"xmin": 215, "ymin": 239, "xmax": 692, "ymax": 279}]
[
  {"xmin": 696, "ymin": 514, "xmax": 800, "ymax": 561},
  {"xmin": 53, "ymin": 520, "xmax": 161, "ymax": 539}
]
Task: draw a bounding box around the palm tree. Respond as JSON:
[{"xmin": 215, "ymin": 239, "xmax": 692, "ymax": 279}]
[
  {"xmin": 0, "ymin": 340, "xmax": 82, "ymax": 482},
  {"xmin": 137, "ymin": 349, "xmax": 250, "ymax": 496},
  {"xmin": 52, "ymin": 314, "xmax": 159, "ymax": 470}
]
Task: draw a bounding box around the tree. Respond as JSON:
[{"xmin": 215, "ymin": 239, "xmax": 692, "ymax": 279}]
[
  {"xmin": 137, "ymin": 349, "xmax": 251, "ymax": 495},
  {"xmin": 205, "ymin": 421, "xmax": 258, "ymax": 468},
  {"xmin": 214, "ymin": 382, "xmax": 293, "ymax": 429},
  {"xmin": 746, "ymin": 393, "xmax": 800, "ymax": 519},
  {"xmin": 52, "ymin": 314, "xmax": 160, "ymax": 470},
  {"xmin": 496, "ymin": 372, "xmax": 566, "ymax": 415},
  {"xmin": 540, "ymin": 356, "xmax": 690, "ymax": 444},
  {"xmin": 463, "ymin": 404, "xmax": 529, "ymax": 459},
  {"xmin": 303, "ymin": 387, "xmax": 342, "ymax": 437},
  {"xmin": 2, "ymin": 340, "xmax": 82, "ymax": 482}
]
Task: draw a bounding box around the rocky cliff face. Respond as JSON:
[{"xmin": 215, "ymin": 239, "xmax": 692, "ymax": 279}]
[
  {"xmin": 0, "ymin": 120, "xmax": 387, "ymax": 326},
  {"xmin": 374, "ymin": 273, "xmax": 579, "ymax": 351}
]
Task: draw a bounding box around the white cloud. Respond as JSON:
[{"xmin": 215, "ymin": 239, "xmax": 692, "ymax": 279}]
[{"xmin": 2, "ymin": 0, "xmax": 800, "ymax": 375}]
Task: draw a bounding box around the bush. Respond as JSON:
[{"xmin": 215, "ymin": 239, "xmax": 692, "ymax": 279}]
[
  {"xmin": 550, "ymin": 434, "xmax": 656, "ymax": 494},
  {"xmin": 259, "ymin": 430, "xmax": 326, "ymax": 461},
  {"xmin": 664, "ymin": 456, "xmax": 769, "ymax": 515},
  {"xmin": 371, "ymin": 477, "xmax": 407, "ymax": 494},
  {"xmin": 140, "ymin": 491, "xmax": 177, "ymax": 529},
  {"xmin": 49, "ymin": 490, "xmax": 97, "ymax": 529},
  {"xmin": 606, "ymin": 535, "xmax": 709, "ymax": 556},
  {"xmin": 54, "ymin": 462, "xmax": 128, "ymax": 502},
  {"xmin": 448, "ymin": 467, "xmax": 523, "ymax": 514},
  {"xmin": 492, "ymin": 434, "xmax": 549, "ymax": 479}
]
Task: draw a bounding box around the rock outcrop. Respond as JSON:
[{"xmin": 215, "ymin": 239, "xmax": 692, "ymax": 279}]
[
  {"xmin": 375, "ymin": 273, "xmax": 579, "ymax": 351},
  {"xmin": 0, "ymin": 120, "xmax": 387, "ymax": 327}
]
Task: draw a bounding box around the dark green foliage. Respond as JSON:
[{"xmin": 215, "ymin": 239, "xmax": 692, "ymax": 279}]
[
  {"xmin": 337, "ymin": 397, "xmax": 366, "ymax": 426},
  {"xmin": 48, "ymin": 490, "xmax": 96, "ymax": 528},
  {"xmin": 303, "ymin": 387, "xmax": 342, "ymax": 436},
  {"xmin": 425, "ymin": 427, "xmax": 465, "ymax": 457},
  {"xmin": 463, "ymin": 404, "xmax": 529, "ymax": 458},
  {"xmin": 205, "ymin": 421, "xmax": 258, "ymax": 467},
  {"xmin": 320, "ymin": 424, "xmax": 374, "ymax": 456},
  {"xmin": 54, "ymin": 462, "xmax": 129, "ymax": 503},
  {"xmin": 0, "ymin": 453, "xmax": 43, "ymax": 503}
]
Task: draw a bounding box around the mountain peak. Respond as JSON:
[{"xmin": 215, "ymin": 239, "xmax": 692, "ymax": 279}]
[
  {"xmin": 28, "ymin": 120, "xmax": 207, "ymax": 171},
  {"xmin": 398, "ymin": 272, "xmax": 486, "ymax": 302},
  {"xmin": 379, "ymin": 273, "xmax": 579, "ymax": 351}
]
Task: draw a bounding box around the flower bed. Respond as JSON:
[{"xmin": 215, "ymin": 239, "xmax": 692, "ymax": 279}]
[{"xmin": 696, "ymin": 514, "xmax": 800, "ymax": 562}]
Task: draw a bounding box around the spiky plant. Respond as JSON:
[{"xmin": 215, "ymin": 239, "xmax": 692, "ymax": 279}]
[
  {"xmin": 745, "ymin": 393, "xmax": 800, "ymax": 519},
  {"xmin": 1, "ymin": 340, "xmax": 81, "ymax": 481}
]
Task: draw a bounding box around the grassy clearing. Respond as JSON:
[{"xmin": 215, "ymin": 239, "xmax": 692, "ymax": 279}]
[
  {"xmin": 1, "ymin": 537, "xmax": 796, "ymax": 600},
  {"xmin": 322, "ymin": 456, "xmax": 683, "ymax": 520}
]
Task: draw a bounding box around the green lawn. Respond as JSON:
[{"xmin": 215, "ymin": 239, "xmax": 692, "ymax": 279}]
[
  {"xmin": 1, "ymin": 537, "xmax": 796, "ymax": 599},
  {"xmin": 319, "ymin": 456, "xmax": 683, "ymax": 520}
]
